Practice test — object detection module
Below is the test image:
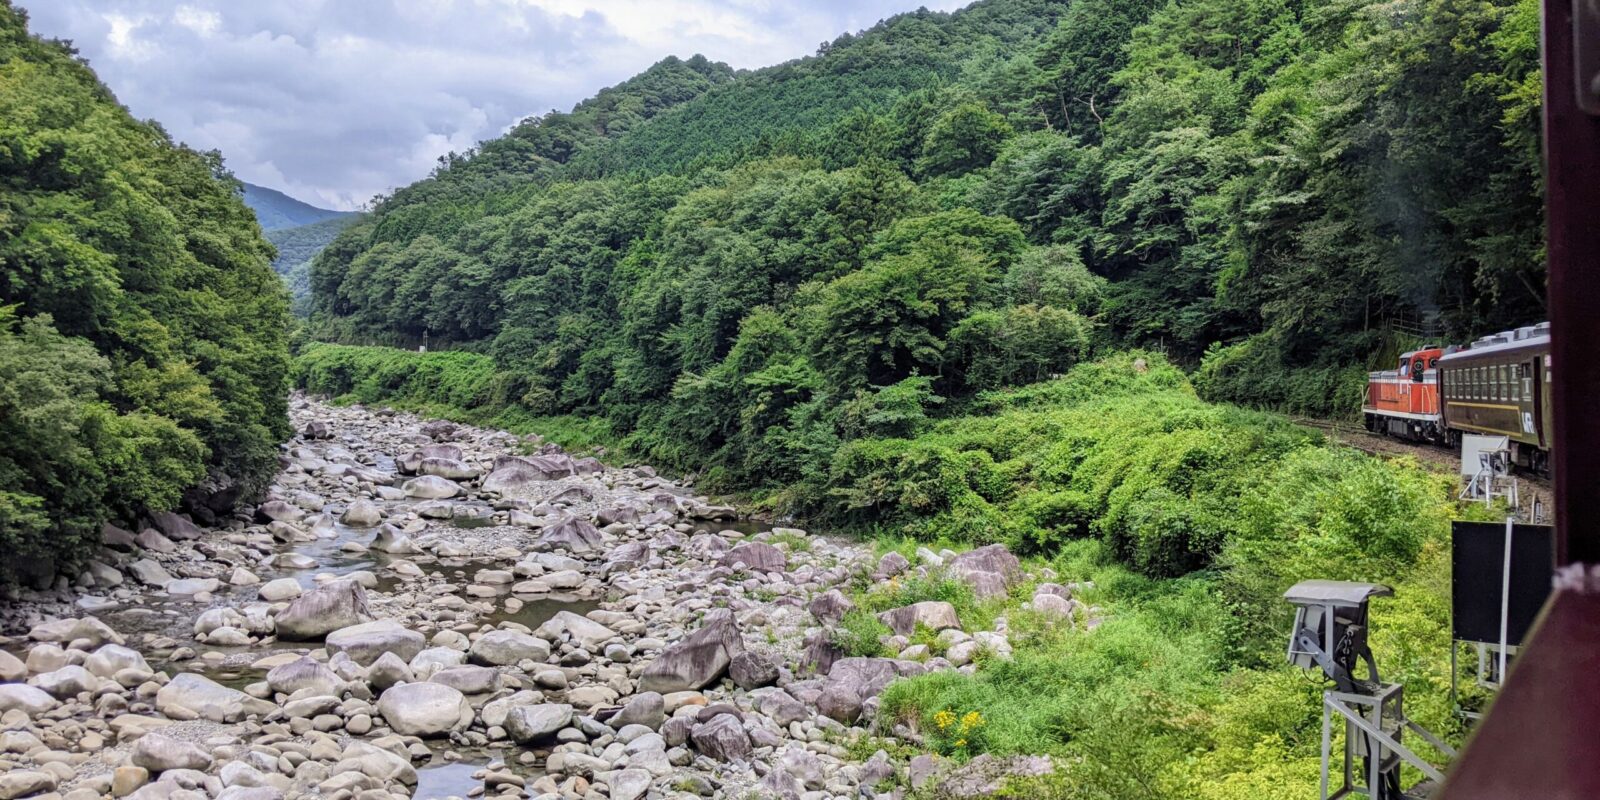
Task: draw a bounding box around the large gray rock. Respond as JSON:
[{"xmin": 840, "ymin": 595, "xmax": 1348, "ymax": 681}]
[
  {"xmin": 85, "ymin": 644, "xmax": 149, "ymax": 679},
  {"xmin": 468, "ymin": 630, "xmax": 550, "ymax": 666},
  {"xmin": 595, "ymin": 505, "xmax": 642, "ymax": 527},
  {"xmin": 417, "ymin": 457, "xmax": 480, "ymax": 480},
  {"xmin": 156, "ymin": 674, "xmax": 275, "ymax": 722},
  {"xmin": 780, "ymin": 748, "xmax": 827, "ymax": 791},
  {"xmin": 757, "ymin": 691, "xmax": 808, "ymax": 728},
  {"xmin": 148, "ymin": 511, "xmax": 203, "ymax": 540},
  {"xmin": 27, "ymin": 616, "xmax": 124, "ymax": 646},
  {"xmin": 326, "ymin": 620, "xmax": 426, "ymax": 666},
  {"xmin": 164, "ymin": 578, "xmax": 221, "ymax": 596},
  {"xmin": 728, "ymin": 651, "xmax": 778, "ymax": 690},
  {"xmin": 127, "ymin": 559, "xmax": 174, "ymax": 586},
  {"xmin": 877, "ymin": 601, "xmax": 962, "ymax": 637},
  {"xmin": 429, "ymin": 665, "xmax": 498, "ymax": 695},
  {"xmin": 408, "ymin": 647, "xmax": 467, "ymax": 679},
  {"xmin": 689, "ymin": 714, "xmax": 751, "ymax": 762},
  {"xmin": 535, "ymin": 515, "xmax": 603, "ymax": 553},
  {"xmin": 601, "ymin": 541, "xmax": 651, "ymax": 576},
  {"xmin": 0, "ymin": 651, "xmax": 24, "ymax": 682},
  {"xmin": 876, "ymin": 551, "xmax": 911, "ymax": 578},
  {"xmin": 366, "ymin": 651, "xmax": 415, "ymax": 690},
  {"xmin": 480, "ymin": 690, "xmax": 544, "ymax": 729},
  {"xmin": 340, "ymin": 500, "xmax": 384, "ymax": 527},
  {"xmin": 826, "ymin": 657, "xmax": 904, "ymax": 701},
  {"xmin": 608, "ymin": 769, "xmax": 652, "ymax": 800},
  {"xmin": 948, "ymin": 544, "xmax": 1022, "ymax": 599},
  {"xmin": 274, "ymin": 580, "xmax": 373, "ymax": 640},
  {"xmin": 799, "ymin": 629, "xmax": 845, "ymax": 676},
  {"xmin": 370, "ymin": 524, "xmax": 420, "ymax": 554},
  {"xmin": 637, "ymin": 610, "xmax": 745, "ymax": 693},
  {"xmin": 375, "ymin": 682, "xmax": 472, "ymax": 737},
  {"xmin": 479, "ymin": 462, "xmax": 543, "ymax": 496},
  {"xmin": 135, "ymin": 529, "xmax": 176, "ymax": 553},
  {"xmin": 131, "ymin": 734, "xmax": 213, "ymax": 772},
  {"xmin": 266, "ymin": 656, "xmax": 339, "ymax": 696},
  {"xmin": 336, "ymin": 740, "xmax": 417, "ymax": 784},
  {"xmin": 1031, "ymin": 592, "xmax": 1075, "ymax": 619},
  {"xmin": 938, "ymin": 754, "xmax": 1056, "ymax": 798},
  {"xmin": 421, "ymin": 419, "xmax": 459, "ymax": 440},
  {"xmin": 808, "ymin": 589, "xmax": 854, "ymax": 625},
  {"xmin": 816, "ymin": 684, "xmax": 862, "ymax": 724},
  {"xmin": 503, "ymin": 703, "xmax": 573, "ymax": 743},
  {"xmin": 718, "ymin": 542, "xmax": 786, "ymax": 573},
  {"xmin": 32, "ymin": 665, "xmax": 100, "ymax": 697},
  {"xmin": 0, "ymin": 771, "xmax": 56, "ymax": 800},
  {"xmin": 258, "ymin": 578, "xmax": 303, "ymax": 602},
  {"xmin": 533, "ymin": 611, "xmax": 616, "ymax": 649},
  {"xmin": 0, "ymin": 684, "xmax": 56, "ymax": 714},
  {"xmin": 402, "ymin": 475, "xmax": 462, "ymax": 499},
  {"xmin": 398, "ymin": 444, "xmax": 463, "ymax": 475},
  {"xmin": 608, "ymin": 691, "xmax": 665, "ymax": 730},
  {"xmin": 255, "ymin": 500, "xmax": 304, "ymax": 524}
]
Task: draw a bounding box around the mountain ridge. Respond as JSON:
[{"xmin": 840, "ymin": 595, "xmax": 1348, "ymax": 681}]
[{"xmin": 241, "ymin": 182, "xmax": 353, "ymax": 230}]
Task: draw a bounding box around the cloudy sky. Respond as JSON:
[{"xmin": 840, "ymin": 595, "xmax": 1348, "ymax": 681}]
[{"xmin": 18, "ymin": 0, "xmax": 966, "ymax": 211}]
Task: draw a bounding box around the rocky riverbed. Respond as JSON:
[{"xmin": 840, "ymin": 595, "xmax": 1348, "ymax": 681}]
[{"xmin": 0, "ymin": 396, "xmax": 1084, "ymax": 800}]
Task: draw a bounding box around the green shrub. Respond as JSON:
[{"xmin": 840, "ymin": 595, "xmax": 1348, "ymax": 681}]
[
  {"xmin": 1195, "ymin": 334, "xmax": 1368, "ymax": 419},
  {"xmin": 831, "ymin": 610, "xmax": 894, "ymax": 658},
  {"xmin": 0, "ymin": 312, "xmax": 208, "ymax": 584}
]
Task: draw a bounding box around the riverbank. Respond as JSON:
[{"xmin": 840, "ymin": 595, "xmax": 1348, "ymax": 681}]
[{"xmin": 0, "ymin": 395, "xmax": 1059, "ymax": 800}]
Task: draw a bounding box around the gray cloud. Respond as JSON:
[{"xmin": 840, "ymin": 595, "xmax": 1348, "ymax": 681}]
[{"xmin": 16, "ymin": 0, "xmax": 967, "ymax": 210}]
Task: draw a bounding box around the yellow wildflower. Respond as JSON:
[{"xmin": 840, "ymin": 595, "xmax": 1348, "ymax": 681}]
[{"xmin": 933, "ymin": 710, "xmax": 956, "ymax": 730}]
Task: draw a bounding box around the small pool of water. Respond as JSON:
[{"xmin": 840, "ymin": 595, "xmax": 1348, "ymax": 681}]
[
  {"xmin": 413, "ymin": 761, "xmax": 486, "ymax": 800},
  {"xmin": 485, "ymin": 594, "xmax": 602, "ymax": 630},
  {"xmin": 691, "ymin": 518, "xmax": 768, "ymax": 537},
  {"xmin": 269, "ymin": 521, "xmax": 399, "ymax": 590}
]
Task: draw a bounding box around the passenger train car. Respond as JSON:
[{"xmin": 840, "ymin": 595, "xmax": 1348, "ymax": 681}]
[{"xmin": 1362, "ymin": 322, "xmax": 1551, "ymax": 471}]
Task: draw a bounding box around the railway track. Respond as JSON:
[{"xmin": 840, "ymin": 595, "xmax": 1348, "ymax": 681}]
[{"xmin": 1288, "ymin": 416, "xmax": 1554, "ymax": 521}]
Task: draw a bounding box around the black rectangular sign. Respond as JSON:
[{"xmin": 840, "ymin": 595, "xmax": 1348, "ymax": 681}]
[{"xmin": 1451, "ymin": 521, "xmax": 1555, "ymax": 646}]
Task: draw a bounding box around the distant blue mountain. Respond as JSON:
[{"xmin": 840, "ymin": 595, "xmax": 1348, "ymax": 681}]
[{"xmin": 241, "ymin": 182, "xmax": 352, "ymax": 230}]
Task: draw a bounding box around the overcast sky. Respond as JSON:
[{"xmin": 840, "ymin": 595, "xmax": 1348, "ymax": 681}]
[{"xmin": 18, "ymin": 1, "xmax": 966, "ymax": 211}]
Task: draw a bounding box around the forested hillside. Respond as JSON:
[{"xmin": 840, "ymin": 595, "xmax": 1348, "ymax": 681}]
[
  {"xmin": 266, "ymin": 214, "xmax": 361, "ymax": 314},
  {"xmin": 241, "ymin": 182, "xmax": 352, "ymax": 230},
  {"xmin": 307, "ymin": 0, "xmax": 1542, "ymax": 472},
  {"xmin": 0, "ymin": 2, "xmax": 291, "ymax": 583}
]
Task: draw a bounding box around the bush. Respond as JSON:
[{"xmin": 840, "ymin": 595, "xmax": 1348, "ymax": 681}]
[
  {"xmin": 831, "ymin": 610, "xmax": 894, "ymax": 658},
  {"xmin": 0, "ymin": 313, "xmax": 207, "ymax": 584},
  {"xmin": 295, "ymin": 343, "xmax": 497, "ymax": 410},
  {"xmin": 1195, "ymin": 334, "xmax": 1368, "ymax": 419},
  {"xmin": 947, "ymin": 304, "xmax": 1092, "ymax": 391}
]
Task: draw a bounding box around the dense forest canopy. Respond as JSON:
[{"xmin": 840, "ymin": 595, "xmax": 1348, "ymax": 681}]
[
  {"xmin": 307, "ymin": 0, "xmax": 1544, "ymax": 484},
  {"xmin": 0, "ymin": 1, "xmax": 291, "ymax": 583}
]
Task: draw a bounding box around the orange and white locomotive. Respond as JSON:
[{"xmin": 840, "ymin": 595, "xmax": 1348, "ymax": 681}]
[{"xmin": 1363, "ymin": 322, "xmax": 1551, "ymax": 472}]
